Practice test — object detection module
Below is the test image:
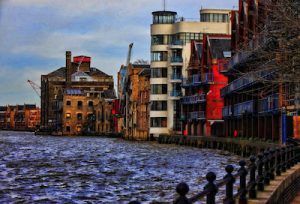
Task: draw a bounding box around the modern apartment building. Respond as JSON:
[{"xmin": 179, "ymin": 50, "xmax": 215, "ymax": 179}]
[{"xmin": 149, "ymin": 8, "xmax": 232, "ymax": 138}]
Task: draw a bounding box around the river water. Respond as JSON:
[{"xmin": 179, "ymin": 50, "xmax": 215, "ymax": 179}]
[{"xmin": 0, "ymin": 131, "xmax": 241, "ymax": 203}]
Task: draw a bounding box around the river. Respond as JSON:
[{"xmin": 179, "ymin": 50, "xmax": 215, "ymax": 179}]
[{"xmin": 0, "ymin": 131, "xmax": 240, "ymax": 203}]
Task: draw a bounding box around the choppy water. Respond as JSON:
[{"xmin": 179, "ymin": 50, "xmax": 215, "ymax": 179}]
[{"xmin": 0, "ymin": 131, "xmax": 240, "ymax": 203}]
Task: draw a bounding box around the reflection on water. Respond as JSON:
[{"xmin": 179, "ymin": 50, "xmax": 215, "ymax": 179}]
[{"xmin": 0, "ymin": 131, "xmax": 240, "ymax": 203}]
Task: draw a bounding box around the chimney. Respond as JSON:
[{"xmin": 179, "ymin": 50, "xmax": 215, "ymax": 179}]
[{"xmin": 66, "ymin": 51, "xmax": 72, "ymax": 87}]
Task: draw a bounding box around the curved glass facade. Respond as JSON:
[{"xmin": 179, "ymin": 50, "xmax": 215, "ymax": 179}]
[
  {"xmin": 200, "ymin": 13, "xmax": 229, "ymax": 22},
  {"xmin": 152, "ymin": 11, "xmax": 177, "ymax": 24}
]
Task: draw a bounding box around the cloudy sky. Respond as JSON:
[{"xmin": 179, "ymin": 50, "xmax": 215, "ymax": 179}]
[{"xmin": 0, "ymin": 0, "xmax": 237, "ymax": 106}]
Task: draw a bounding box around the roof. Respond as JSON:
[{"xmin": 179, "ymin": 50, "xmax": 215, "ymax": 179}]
[
  {"xmin": 0, "ymin": 106, "xmax": 7, "ymax": 111},
  {"xmin": 65, "ymin": 89, "xmax": 83, "ymax": 96},
  {"xmin": 139, "ymin": 68, "xmax": 151, "ymax": 76},
  {"xmin": 24, "ymin": 104, "xmax": 36, "ymax": 109},
  {"xmin": 46, "ymin": 66, "xmax": 110, "ymax": 78},
  {"xmin": 132, "ymin": 64, "xmax": 150, "ymax": 69},
  {"xmin": 101, "ymin": 89, "xmax": 116, "ymax": 99},
  {"xmin": 152, "ymin": 11, "xmax": 177, "ymax": 15},
  {"xmin": 208, "ymin": 37, "xmax": 231, "ymax": 59}
]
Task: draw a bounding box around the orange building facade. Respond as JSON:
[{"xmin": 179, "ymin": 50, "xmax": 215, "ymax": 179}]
[{"xmin": 0, "ymin": 104, "xmax": 40, "ymax": 131}]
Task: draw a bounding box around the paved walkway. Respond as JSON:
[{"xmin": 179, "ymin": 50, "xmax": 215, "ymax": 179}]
[
  {"xmin": 248, "ymin": 163, "xmax": 300, "ymax": 204},
  {"xmin": 291, "ymin": 191, "xmax": 300, "ymax": 204}
]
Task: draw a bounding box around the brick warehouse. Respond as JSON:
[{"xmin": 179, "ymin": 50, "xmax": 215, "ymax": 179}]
[{"xmin": 41, "ymin": 51, "xmax": 114, "ymax": 134}]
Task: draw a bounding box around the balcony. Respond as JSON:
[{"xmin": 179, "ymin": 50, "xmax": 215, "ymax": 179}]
[
  {"xmin": 258, "ymin": 94, "xmax": 279, "ymax": 114},
  {"xmin": 170, "ymin": 56, "xmax": 183, "ymax": 65},
  {"xmin": 227, "ymin": 33, "xmax": 268, "ymax": 71},
  {"xmin": 187, "ymin": 111, "xmax": 205, "ymax": 121},
  {"xmin": 181, "ymin": 94, "xmax": 206, "ymax": 105},
  {"xmin": 169, "ymin": 90, "xmax": 182, "ymax": 100},
  {"xmin": 169, "ymin": 73, "xmax": 182, "ymax": 83},
  {"xmin": 218, "ymin": 61, "xmax": 230, "ymax": 73},
  {"xmin": 169, "ymin": 40, "xmax": 184, "ymax": 49},
  {"xmin": 222, "ymin": 105, "xmax": 233, "ymax": 118},
  {"xmin": 220, "ymin": 71, "xmax": 273, "ymax": 97},
  {"xmin": 182, "ymin": 74, "xmax": 200, "ymax": 88},
  {"xmin": 201, "ymin": 73, "xmax": 214, "ymax": 84},
  {"xmin": 233, "ymin": 100, "xmax": 255, "ymax": 117}
]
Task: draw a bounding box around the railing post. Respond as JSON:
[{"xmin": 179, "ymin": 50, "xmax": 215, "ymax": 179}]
[
  {"xmin": 291, "ymin": 145, "xmax": 296, "ymax": 166},
  {"xmin": 286, "ymin": 145, "xmax": 291, "ymax": 169},
  {"xmin": 248, "ymin": 156, "xmax": 257, "ymax": 199},
  {"xmin": 276, "ymin": 147, "xmax": 281, "ymax": 176},
  {"xmin": 281, "ymin": 147, "xmax": 286, "ymax": 172},
  {"xmin": 257, "ymin": 153, "xmax": 264, "ymax": 191},
  {"xmin": 204, "ymin": 172, "xmax": 218, "ymax": 204},
  {"xmin": 223, "ymin": 165, "xmax": 235, "ymax": 204},
  {"xmin": 174, "ymin": 182, "xmax": 190, "ymax": 204},
  {"xmin": 238, "ymin": 160, "xmax": 248, "ymax": 204},
  {"xmin": 269, "ymin": 148, "xmax": 275, "ymax": 180},
  {"xmin": 263, "ymin": 150, "xmax": 270, "ymax": 185}
]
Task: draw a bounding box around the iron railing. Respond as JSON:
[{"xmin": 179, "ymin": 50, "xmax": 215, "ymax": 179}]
[
  {"xmin": 131, "ymin": 144, "xmax": 300, "ymax": 204},
  {"xmin": 233, "ymin": 100, "xmax": 255, "ymax": 117},
  {"xmin": 181, "ymin": 94, "xmax": 206, "ymax": 105}
]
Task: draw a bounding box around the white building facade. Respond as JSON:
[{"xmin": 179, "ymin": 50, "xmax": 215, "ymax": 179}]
[{"xmin": 149, "ymin": 9, "xmax": 232, "ymax": 138}]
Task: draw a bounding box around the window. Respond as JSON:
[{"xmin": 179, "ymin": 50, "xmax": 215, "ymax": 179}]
[
  {"xmin": 78, "ymin": 101, "xmax": 83, "ymax": 107},
  {"xmin": 153, "ymin": 14, "xmax": 175, "ymax": 24},
  {"xmin": 151, "ymin": 68, "xmax": 168, "ymax": 78},
  {"xmin": 151, "ymin": 84, "xmax": 168, "ymax": 94},
  {"xmin": 66, "ymin": 126, "xmax": 71, "ymax": 132},
  {"xmin": 151, "ymin": 35, "xmax": 164, "ymax": 45},
  {"xmin": 88, "ymin": 101, "xmax": 93, "ymax": 107},
  {"xmin": 150, "ymin": 117, "xmax": 167, "ymax": 127},
  {"xmin": 151, "ymin": 51, "xmax": 168, "ymax": 62},
  {"xmin": 77, "ymin": 113, "xmax": 82, "ymax": 120},
  {"xmin": 66, "ymin": 101, "xmax": 71, "ymax": 106},
  {"xmin": 151, "ymin": 101, "xmax": 168, "ymax": 111},
  {"xmin": 66, "ymin": 113, "xmax": 71, "ymax": 119}
]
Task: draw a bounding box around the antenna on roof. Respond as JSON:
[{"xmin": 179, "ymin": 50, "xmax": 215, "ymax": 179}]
[{"xmin": 163, "ymin": 0, "xmax": 166, "ymax": 11}]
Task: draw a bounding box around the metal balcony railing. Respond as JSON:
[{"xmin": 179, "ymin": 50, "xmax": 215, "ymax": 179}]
[
  {"xmin": 218, "ymin": 61, "xmax": 230, "ymax": 73},
  {"xmin": 188, "ymin": 111, "xmax": 205, "ymax": 121},
  {"xmin": 169, "ymin": 90, "xmax": 182, "ymax": 97},
  {"xmin": 170, "ymin": 73, "xmax": 182, "ymax": 81},
  {"xmin": 171, "ymin": 56, "xmax": 183, "ymax": 63},
  {"xmin": 201, "ymin": 73, "xmax": 214, "ymax": 83},
  {"xmin": 258, "ymin": 94, "xmax": 279, "ymax": 114},
  {"xmin": 222, "ymin": 105, "xmax": 233, "ymax": 117},
  {"xmin": 220, "ymin": 71, "xmax": 273, "ymax": 97},
  {"xmin": 233, "ymin": 100, "xmax": 255, "ymax": 117},
  {"xmin": 171, "ymin": 40, "xmax": 184, "ymax": 46},
  {"xmin": 182, "ymin": 94, "xmax": 206, "ymax": 105}
]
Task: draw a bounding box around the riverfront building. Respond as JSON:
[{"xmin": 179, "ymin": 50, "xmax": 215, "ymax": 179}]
[
  {"xmin": 149, "ymin": 9, "xmax": 232, "ymax": 138},
  {"xmin": 41, "ymin": 51, "xmax": 115, "ymax": 135},
  {"xmin": 221, "ymin": 0, "xmax": 300, "ymax": 142},
  {"xmin": 0, "ymin": 104, "xmax": 40, "ymax": 131},
  {"xmin": 118, "ymin": 63, "xmax": 150, "ymax": 140},
  {"xmin": 182, "ymin": 35, "xmax": 231, "ymax": 137}
]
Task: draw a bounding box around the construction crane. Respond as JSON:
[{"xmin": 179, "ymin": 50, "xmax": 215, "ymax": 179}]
[{"xmin": 27, "ymin": 80, "xmax": 41, "ymax": 98}]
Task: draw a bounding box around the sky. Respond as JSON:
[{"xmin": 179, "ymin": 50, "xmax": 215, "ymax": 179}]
[{"xmin": 0, "ymin": 0, "xmax": 237, "ymax": 106}]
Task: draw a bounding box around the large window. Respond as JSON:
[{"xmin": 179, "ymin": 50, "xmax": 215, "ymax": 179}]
[
  {"xmin": 151, "ymin": 68, "xmax": 168, "ymax": 78},
  {"xmin": 151, "ymin": 101, "xmax": 167, "ymax": 111},
  {"xmin": 153, "ymin": 14, "xmax": 176, "ymax": 24},
  {"xmin": 151, "ymin": 51, "xmax": 168, "ymax": 62},
  {"xmin": 150, "ymin": 117, "xmax": 167, "ymax": 127},
  {"xmin": 151, "ymin": 84, "xmax": 168, "ymax": 94},
  {"xmin": 200, "ymin": 13, "xmax": 229, "ymax": 23}
]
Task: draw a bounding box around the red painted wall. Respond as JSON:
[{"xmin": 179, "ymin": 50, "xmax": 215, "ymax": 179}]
[
  {"xmin": 206, "ymin": 61, "xmax": 228, "ymax": 120},
  {"xmin": 73, "ymin": 56, "xmax": 91, "ymax": 63}
]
